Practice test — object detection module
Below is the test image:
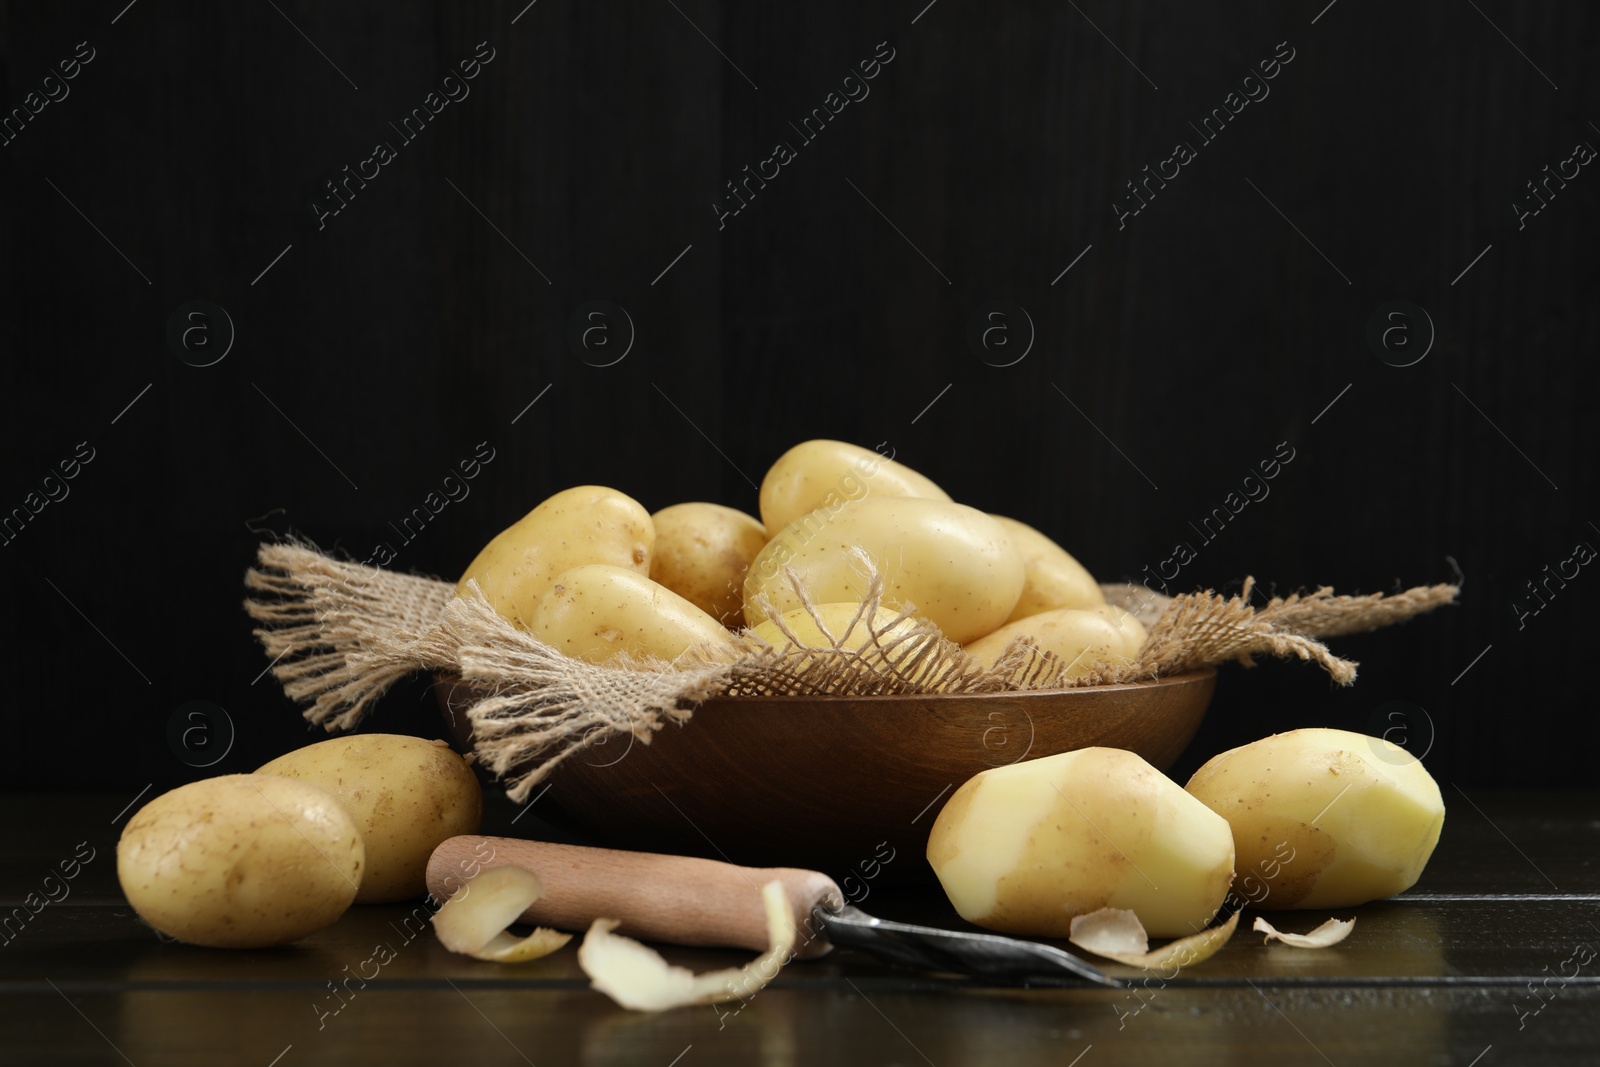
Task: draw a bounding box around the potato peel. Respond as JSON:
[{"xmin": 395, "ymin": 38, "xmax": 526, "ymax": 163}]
[
  {"xmin": 1068, "ymin": 907, "xmax": 1239, "ymax": 970},
  {"xmin": 579, "ymin": 880, "xmax": 796, "ymax": 1011},
  {"xmin": 432, "ymin": 866, "xmax": 572, "ymax": 962},
  {"xmin": 1253, "ymin": 916, "xmax": 1355, "ymax": 948}
]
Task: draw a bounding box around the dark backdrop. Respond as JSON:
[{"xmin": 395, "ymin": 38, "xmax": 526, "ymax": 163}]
[{"xmin": 2, "ymin": 0, "xmax": 1595, "ymax": 794}]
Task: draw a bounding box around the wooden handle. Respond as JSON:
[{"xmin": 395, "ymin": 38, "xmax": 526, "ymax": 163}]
[{"xmin": 426, "ymin": 836, "xmax": 844, "ymax": 959}]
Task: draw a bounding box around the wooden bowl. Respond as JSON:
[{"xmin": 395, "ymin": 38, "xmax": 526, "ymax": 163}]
[{"xmin": 437, "ymin": 670, "xmax": 1215, "ymax": 883}]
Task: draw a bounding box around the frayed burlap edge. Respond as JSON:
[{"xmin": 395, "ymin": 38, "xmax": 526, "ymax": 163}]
[{"xmin": 244, "ymin": 542, "xmax": 1457, "ymax": 799}]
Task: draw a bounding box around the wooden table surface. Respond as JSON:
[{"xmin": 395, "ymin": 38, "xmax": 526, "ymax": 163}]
[{"xmin": 3, "ymin": 790, "xmax": 1597, "ymax": 1066}]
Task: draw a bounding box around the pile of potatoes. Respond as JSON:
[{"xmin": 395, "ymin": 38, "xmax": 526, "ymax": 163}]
[
  {"xmin": 117, "ymin": 735, "xmax": 481, "ymax": 948},
  {"xmin": 457, "ymin": 439, "xmax": 1144, "ymax": 675}
]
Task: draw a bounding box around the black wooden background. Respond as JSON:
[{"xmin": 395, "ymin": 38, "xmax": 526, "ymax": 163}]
[{"xmin": 1, "ymin": 0, "xmax": 1594, "ymax": 793}]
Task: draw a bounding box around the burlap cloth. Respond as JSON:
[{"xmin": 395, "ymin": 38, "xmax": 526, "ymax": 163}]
[{"xmin": 244, "ymin": 543, "xmax": 1456, "ymax": 801}]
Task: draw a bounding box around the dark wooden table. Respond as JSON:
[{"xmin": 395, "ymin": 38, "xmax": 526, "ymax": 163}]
[{"xmin": 4, "ymin": 790, "xmax": 1597, "ymax": 1065}]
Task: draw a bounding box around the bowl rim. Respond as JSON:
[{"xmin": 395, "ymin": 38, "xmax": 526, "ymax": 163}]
[{"xmin": 696, "ymin": 666, "xmax": 1215, "ymax": 706}]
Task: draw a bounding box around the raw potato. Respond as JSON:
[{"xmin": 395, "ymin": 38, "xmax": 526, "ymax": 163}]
[
  {"xmin": 117, "ymin": 774, "xmax": 364, "ymax": 948},
  {"xmin": 649, "ymin": 503, "xmax": 767, "ymax": 628},
  {"xmin": 962, "ymin": 607, "xmax": 1133, "ymax": 678},
  {"xmin": 992, "ymin": 515, "xmax": 1106, "ymax": 622},
  {"xmin": 1092, "ymin": 604, "xmax": 1149, "ymax": 657},
  {"xmin": 927, "ymin": 748, "xmax": 1235, "ymax": 938},
  {"xmin": 257, "ymin": 735, "xmax": 482, "ymax": 904},
  {"xmin": 743, "ymin": 498, "xmax": 1025, "ymax": 644},
  {"xmin": 457, "ymin": 485, "xmax": 654, "ymax": 630},
  {"xmin": 752, "ymin": 602, "xmax": 920, "ymax": 651},
  {"xmin": 528, "ymin": 564, "xmax": 739, "ymax": 665},
  {"xmin": 759, "ymin": 439, "xmax": 950, "ymax": 534},
  {"xmin": 752, "ymin": 602, "xmax": 929, "ymax": 652},
  {"xmin": 1184, "ymin": 728, "xmax": 1445, "ymax": 910}
]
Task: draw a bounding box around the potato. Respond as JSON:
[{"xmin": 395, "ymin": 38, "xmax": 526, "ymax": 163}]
[
  {"xmin": 962, "ymin": 607, "xmax": 1133, "ymax": 678},
  {"xmin": 1184, "ymin": 728, "xmax": 1445, "ymax": 910},
  {"xmin": 457, "ymin": 486, "xmax": 654, "ymax": 630},
  {"xmin": 649, "ymin": 503, "xmax": 767, "ymax": 628},
  {"xmin": 117, "ymin": 774, "xmax": 363, "ymax": 948},
  {"xmin": 257, "ymin": 735, "xmax": 482, "ymax": 903},
  {"xmin": 527, "ymin": 564, "xmax": 739, "ymax": 665},
  {"xmin": 1092, "ymin": 604, "xmax": 1149, "ymax": 657},
  {"xmin": 743, "ymin": 498, "xmax": 1024, "ymax": 644},
  {"xmin": 992, "ymin": 516, "xmax": 1105, "ymax": 622},
  {"xmin": 752, "ymin": 602, "xmax": 926, "ymax": 652},
  {"xmin": 928, "ymin": 748, "xmax": 1234, "ymax": 938},
  {"xmin": 759, "ymin": 440, "xmax": 950, "ymax": 534}
]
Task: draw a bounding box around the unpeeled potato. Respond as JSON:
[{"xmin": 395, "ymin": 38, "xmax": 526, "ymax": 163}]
[
  {"xmin": 527, "ymin": 564, "xmax": 738, "ymax": 665},
  {"xmin": 649, "ymin": 503, "xmax": 767, "ymax": 628},
  {"xmin": 991, "ymin": 516, "xmax": 1105, "ymax": 622},
  {"xmin": 117, "ymin": 775, "xmax": 364, "ymax": 948},
  {"xmin": 744, "ymin": 498, "xmax": 1024, "ymax": 644},
  {"xmin": 457, "ymin": 486, "xmax": 654, "ymax": 630},
  {"xmin": 758, "ymin": 440, "xmax": 950, "ymax": 534},
  {"xmin": 257, "ymin": 735, "xmax": 482, "ymax": 903},
  {"xmin": 751, "ymin": 602, "xmax": 928, "ymax": 653},
  {"xmin": 962, "ymin": 607, "xmax": 1134, "ymax": 678}
]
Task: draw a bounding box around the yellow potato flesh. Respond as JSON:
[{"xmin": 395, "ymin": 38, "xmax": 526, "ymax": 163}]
[
  {"xmin": 649, "ymin": 502, "xmax": 767, "ymax": 628},
  {"xmin": 257, "ymin": 735, "xmax": 482, "ymax": 904},
  {"xmin": 962, "ymin": 607, "xmax": 1132, "ymax": 678},
  {"xmin": 116, "ymin": 774, "xmax": 364, "ymax": 948},
  {"xmin": 928, "ymin": 748, "xmax": 1235, "ymax": 939},
  {"xmin": 527, "ymin": 564, "xmax": 738, "ymax": 665},
  {"xmin": 758, "ymin": 439, "xmax": 950, "ymax": 534},
  {"xmin": 457, "ymin": 485, "xmax": 654, "ymax": 630},
  {"xmin": 1184, "ymin": 728, "xmax": 1445, "ymax": 910},
  {"xmin": 743, "ymin": 497, "xmax": 1024, "ymax": 644},
  {"xmin": 991, "ymin": 515, "xmax": 1106, "ymax": 622}
]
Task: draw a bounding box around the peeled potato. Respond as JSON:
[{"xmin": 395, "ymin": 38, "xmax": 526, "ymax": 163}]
[
  {"xmin": 527, "ymin": 564, "xmax": 739, "ymax": 665},
  {"xmin": 257, "ymin": 735, "xmax": 482, "ymax": 903},
  {"xmin": 991, "ymin": 516, "xmax": 1105, "ymax": 622},
  {"xmin": 1184, "ymin": 728, "xmax": 1445, "ymax": 910},
  {"xmin": 117, "ymin": 774, "xmax": 364, "ymax": 948},
  {"xmin": 928, "ymin": 748, "xmax": 1235, "ymax": 938},
  {"xmin": 962, "ymin": 607, "xmax": 1132, "ymax": 678},
  {"xmin": 744, "ymin": 498, "xmax": 1024, "ymax": 643},
  {"xmin": 649, "ymin": 503, "xmax": 767, "ymax": 628},
  {"xmin": 759, "ymin": 439, "xmax": 950, "ymax": 534},
  {"xmin": 457, "ymin": 485, "xmax": 654, "ymax": 630}
]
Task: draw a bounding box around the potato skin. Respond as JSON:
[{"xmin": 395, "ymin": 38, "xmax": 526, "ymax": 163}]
[
  {"xmin": 1185, "ymin": 728, "xmax": 1445, "ymax": 910},
  {"xmin": 457, "ymin": 486, "xmax": 654, "ymax": 630},
  {"xmin": 962, "ymin": 607, "xmax": 1131, "ymax": 677},
  {"xmin": 743, "ymin": 498, "xmax": 1024, "ymax": 644},
  {"xmin": 527, "ymin": 564, "xmax": 738, "ymax": 665},
  {"xmin": 928, "ymin": 748, "xmax": 1234, "ymax": 938},
  {"xmin": 649, "ymin": 503, "xmax": 767, "ymax": 628},
  {"xmin": 991, "ymin": 516, "xmax": 1105, "ymax": 622},
  {"xmin": 117, "ymin": 774, "xmax": 363, "ymax": 948},
  {"xmin": 751, "ymin": 602, "xmax": 926, "ymax": 652},
  {"xmin": 257, "ymin": 735, "xmax": 482, "ymax": 904},
  {"xmin": 759, "ymin": 440, "xmax": 950, "ymax": 535}
]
